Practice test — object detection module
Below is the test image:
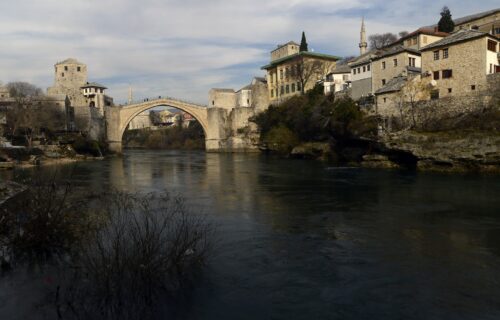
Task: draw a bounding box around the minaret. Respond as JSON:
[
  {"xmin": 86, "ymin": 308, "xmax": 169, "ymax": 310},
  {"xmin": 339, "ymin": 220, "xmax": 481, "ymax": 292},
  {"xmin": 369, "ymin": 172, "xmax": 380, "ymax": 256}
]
[
  {"xmin": 128, "ymin": 85, "xmax": 133, "ymax": 104},
  {"xmin": 359, "ymin": 17, "xmax": 368, "ymax": 55}
]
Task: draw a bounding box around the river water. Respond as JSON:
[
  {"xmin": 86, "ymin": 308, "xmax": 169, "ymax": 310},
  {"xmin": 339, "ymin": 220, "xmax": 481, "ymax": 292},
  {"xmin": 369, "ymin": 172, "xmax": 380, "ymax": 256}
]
[{"xmin": 2, "ymin": 149, "xmax": 500, "ymax": 319}]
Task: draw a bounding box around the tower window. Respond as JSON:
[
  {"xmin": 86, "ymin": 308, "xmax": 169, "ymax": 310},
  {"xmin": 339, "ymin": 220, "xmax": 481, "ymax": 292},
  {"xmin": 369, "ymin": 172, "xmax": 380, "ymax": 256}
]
[
  {"xmin": 77, "ymin": 66, "xmax": 81, "ymax": 72},
  {"xmin": 382, "ymin": 79, "xmax": 386, "ymax": 85},
  {"xmin": 64, "ymin": 66, "xmax": 68, "ymax": 71},
  {"xmin": 471, "ymin": 85, "xmax": 476, "ymax": 90},
  {"xmin": 61, "ymin": 72, "xmax": 65, "ymax": 77},
  {"xmin": 382, "ymin": 61, "xmax": 386, "ymax": 69}
]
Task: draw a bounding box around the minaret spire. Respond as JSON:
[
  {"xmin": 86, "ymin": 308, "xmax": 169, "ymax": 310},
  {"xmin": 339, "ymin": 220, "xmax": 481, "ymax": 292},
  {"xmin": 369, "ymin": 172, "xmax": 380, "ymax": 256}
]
[
  {"xmin": 128, "ymin": 85, "xmax": 133, "ymax": 104},
  {"xmin": 359, "ymin": 17, "xmax": 368, "ymax": 55}
]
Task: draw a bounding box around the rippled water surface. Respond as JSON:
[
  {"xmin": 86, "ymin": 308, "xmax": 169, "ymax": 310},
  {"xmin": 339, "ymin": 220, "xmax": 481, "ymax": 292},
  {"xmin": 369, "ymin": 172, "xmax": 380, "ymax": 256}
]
[{"xmin": 2, "ymin": 150, "xmax": 500, "ymax": 319}]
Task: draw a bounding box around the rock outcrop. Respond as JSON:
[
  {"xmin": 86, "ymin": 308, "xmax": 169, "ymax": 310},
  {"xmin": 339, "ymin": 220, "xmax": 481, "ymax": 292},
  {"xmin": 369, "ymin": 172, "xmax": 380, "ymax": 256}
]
[{"xmin": 380, "ymin": 131, "xmax": 500, "ymax": 172}]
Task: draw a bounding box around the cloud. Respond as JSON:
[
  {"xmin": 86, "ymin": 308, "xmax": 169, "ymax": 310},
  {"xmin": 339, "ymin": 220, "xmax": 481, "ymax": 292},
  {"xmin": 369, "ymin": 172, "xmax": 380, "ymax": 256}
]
[{"xmin": 0, "ymin": 0, "xmax": 498, "ymax": 104}]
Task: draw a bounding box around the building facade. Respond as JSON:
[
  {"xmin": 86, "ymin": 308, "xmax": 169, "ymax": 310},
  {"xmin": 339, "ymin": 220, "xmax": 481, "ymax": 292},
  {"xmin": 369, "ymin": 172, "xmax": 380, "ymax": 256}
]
[
  {"xmin": 421, "ymin": 29, "xmax": 499, "ymax": 99},
  {"xmin": 262, "ymin": 51, "xmax": 339, "ymax": 103}
]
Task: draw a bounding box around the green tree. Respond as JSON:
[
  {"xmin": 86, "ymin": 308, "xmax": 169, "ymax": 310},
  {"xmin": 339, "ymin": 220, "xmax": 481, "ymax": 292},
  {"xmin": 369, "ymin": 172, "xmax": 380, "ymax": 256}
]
[
  {"xmin": 438, "ymin": 6, "xmax": 455, "ymax": 33},
  {"xmin": 300, "ymin": 31, "xmax": 308, "ymax": 52}
]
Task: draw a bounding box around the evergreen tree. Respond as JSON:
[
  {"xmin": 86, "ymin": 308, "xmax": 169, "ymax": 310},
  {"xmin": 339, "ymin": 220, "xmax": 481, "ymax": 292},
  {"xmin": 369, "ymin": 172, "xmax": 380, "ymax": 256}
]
[
  {"xmin": 438, "ymin": 6, "xmax": 455, "ymax": 33},
  {"xmin": 300, "ymin": 32, "xmax": 308, "ymax": 52}
]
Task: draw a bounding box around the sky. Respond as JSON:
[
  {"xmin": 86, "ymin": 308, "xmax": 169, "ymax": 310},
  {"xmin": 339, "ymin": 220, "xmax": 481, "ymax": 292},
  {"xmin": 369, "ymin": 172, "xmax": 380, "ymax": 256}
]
[{"xmin": 0, "ymin": 0, "xmax": 498, "ymax": 104}]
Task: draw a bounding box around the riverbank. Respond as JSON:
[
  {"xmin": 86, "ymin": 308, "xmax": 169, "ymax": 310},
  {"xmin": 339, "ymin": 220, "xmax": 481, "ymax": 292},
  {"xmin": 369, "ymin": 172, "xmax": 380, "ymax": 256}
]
[{"xmin": 0, "ymin": 144, "xmax": 106, "ymax": 170}]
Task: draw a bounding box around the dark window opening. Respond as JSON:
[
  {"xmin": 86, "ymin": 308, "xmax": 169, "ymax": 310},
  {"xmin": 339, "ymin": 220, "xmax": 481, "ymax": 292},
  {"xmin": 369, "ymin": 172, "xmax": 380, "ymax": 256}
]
[
  {"xmin": 471, "ymin": 85, "xmax": 476, "ymax": 90},
  {"xmin": 430, "ymin": 90, "xmax": 439, "ymax": 100},
  {"xmin": 448, "ymin": 88, "xmax": 452, "ymax": 93},
  {"xmin": 64, "ymin": 66, "xmax": 68, "ymax": 71},
  {"xmin": 433, "ymin": 71, "xmax": 440, "ymax": 80},
  {"xmin": 442, "ymin": 69, "xmax": 453, "ymax": 79},
  {"xmin": 487, "ymin": 40, "xmax": 497, "ymax": 52}
]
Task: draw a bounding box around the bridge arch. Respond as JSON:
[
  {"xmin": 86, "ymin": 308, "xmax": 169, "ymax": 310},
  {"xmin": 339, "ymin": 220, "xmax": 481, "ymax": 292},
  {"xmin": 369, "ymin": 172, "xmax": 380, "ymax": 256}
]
[{"xmin": 106, "ymin": 98, "xmax": 210, "ymax": 153}]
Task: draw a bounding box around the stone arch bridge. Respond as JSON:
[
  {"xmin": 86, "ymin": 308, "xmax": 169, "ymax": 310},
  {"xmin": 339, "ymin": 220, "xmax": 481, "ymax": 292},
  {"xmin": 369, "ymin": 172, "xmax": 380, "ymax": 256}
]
[{"xmin": 105, "ymin": 98, "xmax": 213, "ymax": 153}]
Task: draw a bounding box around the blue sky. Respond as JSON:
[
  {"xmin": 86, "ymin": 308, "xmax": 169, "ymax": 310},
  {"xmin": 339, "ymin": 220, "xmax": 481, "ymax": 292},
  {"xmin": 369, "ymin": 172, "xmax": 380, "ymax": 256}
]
[{"xmin": 0, "ymin": 0, "xmax": 498, "ymax": 104}]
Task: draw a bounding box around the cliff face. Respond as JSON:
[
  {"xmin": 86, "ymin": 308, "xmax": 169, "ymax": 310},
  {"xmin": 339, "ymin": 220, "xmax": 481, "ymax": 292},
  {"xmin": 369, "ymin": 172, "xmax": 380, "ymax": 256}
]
[{"xmin": 380, "ymin": 131, "xmax": 500, "ymax": 172}]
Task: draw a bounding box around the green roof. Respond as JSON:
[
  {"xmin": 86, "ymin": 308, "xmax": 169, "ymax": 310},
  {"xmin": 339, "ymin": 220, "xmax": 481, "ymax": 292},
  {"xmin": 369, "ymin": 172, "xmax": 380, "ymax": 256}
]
[{"xmin": 261, "ymin": 51, "xmax": 341, "ymax": 70}]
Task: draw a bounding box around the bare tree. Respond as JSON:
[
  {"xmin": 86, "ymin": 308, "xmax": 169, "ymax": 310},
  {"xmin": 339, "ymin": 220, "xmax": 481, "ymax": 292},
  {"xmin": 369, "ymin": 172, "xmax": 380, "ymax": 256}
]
[
  {"xmin": 369, "ymin": 33, "xmax": 398, "ymax": 49},
  {"xmin": 292, "ymin": 56, "xmax": 336, "ymax": 94},
  {"xmin": 6, "ymin": 83, "xmax": 66, "ymax": 147},
  {"xmin": 396, "ymin": 76, "xmax": 430, "ymax": 128}
]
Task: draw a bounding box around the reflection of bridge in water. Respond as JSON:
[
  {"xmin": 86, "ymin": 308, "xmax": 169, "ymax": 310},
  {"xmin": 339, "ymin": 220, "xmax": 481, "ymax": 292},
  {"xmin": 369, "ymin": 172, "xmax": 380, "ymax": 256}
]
[{"xmin": 105, "ymin": 97, "xmax": 212, "ymax": 153}]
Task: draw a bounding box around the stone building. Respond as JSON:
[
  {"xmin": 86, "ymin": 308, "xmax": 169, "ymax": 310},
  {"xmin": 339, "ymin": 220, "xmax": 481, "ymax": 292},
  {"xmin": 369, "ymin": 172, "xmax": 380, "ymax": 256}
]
[
  {"xmin": 393, "ymin": 28, "xmax": 449, "ymax": 51},
  {"xmin": 371, "ymin": 46, "xmax": 421, "ymax": 93},
  {"xmin": 47, "ymin": 58, "xmax": 112, "ymax": 135},
  {"xmin": 209, "ymin": 77, "xmax": 269, "ymax": 111},
  {"xmin": 261, "ymin": 35, "xmax": 340, "ymax": 104},
  {"xmin": 128, "ymin": 110, "xmax": 153, "ymax": 130},
  {"xmin": 420, "ymin": 29, "xmax": 499, "ymax": 99},
  {"xmin": 0, "ymin": 85, "xmax": 10, "ymax": 99},
  {"xmin": 452, "ymin": 8, "xmax": 500, "ymax": 36},
  {"xmin": 349, "ymin": 22, "xmax": 447, "ymax": 101},
  {"xmin": 322, "ymin": 64, "xmax": 351, "ymax": 95}
]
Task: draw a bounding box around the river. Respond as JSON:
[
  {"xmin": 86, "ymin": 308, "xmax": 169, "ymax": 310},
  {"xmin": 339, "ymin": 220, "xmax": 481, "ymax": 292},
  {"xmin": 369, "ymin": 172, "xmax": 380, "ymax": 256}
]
[{"xmin": 1, "ymin": 149, "xmax": 500, "ymax": 319}]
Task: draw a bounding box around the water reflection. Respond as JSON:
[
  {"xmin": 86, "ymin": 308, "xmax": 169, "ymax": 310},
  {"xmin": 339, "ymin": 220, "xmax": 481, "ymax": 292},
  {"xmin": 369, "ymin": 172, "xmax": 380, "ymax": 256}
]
[{"xmin": 1, "ymin": 150, "xmax": 500, "ymax": 319}]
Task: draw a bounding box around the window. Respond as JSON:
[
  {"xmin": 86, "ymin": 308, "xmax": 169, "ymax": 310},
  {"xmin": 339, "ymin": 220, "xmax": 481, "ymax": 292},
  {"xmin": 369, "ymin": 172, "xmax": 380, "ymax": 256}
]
[
  {"xmin": 77, "ymin": 66, "xmax": 81, "ymax": 72},
  {"xmin": 409, "ymin": 57, "xmax": 416, "ymax": 67},
  {"xmin": 363, "ymin": 66, "xmax": 366, "ymax": 72},
  {"xmin": 433, "ymin": 50, "xmax": 440, "ymax": 60},
  {"xmin": 357, "ymin": 67, "xmax": 361, "ymax": 74},
  {"xmin": 343, "ymin": 75, "xmax": 349, "ymax": 81},
  {"xmin": 393, "ymin": 59, "xmax": 398, "ymax": 67},
  {"xmin": 64, "ymin": 66, "xmax": 68, "ymax": 71},
  {"xmin": 382, "ymin": 61, "xmax": 386, "ymax": 69},
  {"xmin": 291, "ymin": 83, "xmax": 296, "ymax": 92},
  {"xmin": 353, "ymin": 69, "xmax": 357, "ymax": 75},
  {"xmin": 285, "ymin": 85, "xmax": 289, "ymax": 94},
  {"xmin": 297, "ymin": 82, "xmax": 301, "ymax": 92},
  {"xmin": 443, "ymin": 48, "xmax": 449, "ymax": 59},
  {"xmin": 382, "ymin": 79, "xmax": 386, "ymax": 86},
  {"xmin": 487, "ymin": 40, "xmax": 497, "ymax": 52},
  {"xmin": 281, "ymin": 86, "xmax": 284, "ymax": 95},
  {"xmin": 448, "ymin": 88, "xmax": 452, "ymax": 93},
  {"xmin": 495, "ymin": 28, "xmax": 500, "ymax": 35},
  {"xmin": 280, "ymin": 70, "xmax": 283, "ymax": 79},
  {"xmin": 433, "ymin": 71, "xmax": 440, "ymax": 80},
  {"xmin": 285, "ymin": 68, "xmax": 290, "ymax": 79},
  {"xmin": 471, "ymin": 85, "xmax": 476, "ymax": 91},
  {"xmin": 442, "ymin": 69, "xmax": 453, "ymax": 79},
  {"xmin": 212, "ymin": 100, "xmax": 215, "ymax": 105},
  {"xmin": 61, "ymin": 72, "xmax": 65, "ymax": 77},
  {"xmin": 367, "ymin": 64, "xmax": 371, "ymax": 71},
  {"xmin": 430, "ymin": 90, "xmax": 439, "ymax": 100},
  {"xmin": 383, "ymin": 98, "xmax": 387, "ymax": 103}
]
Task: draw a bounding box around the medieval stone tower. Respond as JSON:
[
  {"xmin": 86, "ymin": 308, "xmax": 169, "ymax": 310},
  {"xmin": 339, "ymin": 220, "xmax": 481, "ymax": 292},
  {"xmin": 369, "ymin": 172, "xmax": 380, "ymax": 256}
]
[
  {"xmin": 359, "ymin": 18, "xmax": 368, "ymax": 55},
  {"xmin": 47, "ymin": 58, "xmax": 88, "ymax": 107}
]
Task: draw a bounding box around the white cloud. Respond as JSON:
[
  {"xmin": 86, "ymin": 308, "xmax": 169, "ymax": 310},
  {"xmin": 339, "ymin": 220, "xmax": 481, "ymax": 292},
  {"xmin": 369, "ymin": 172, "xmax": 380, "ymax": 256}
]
[{"xmin": 0, "ymin": 0, "xmax": 498, "ymax": 103}]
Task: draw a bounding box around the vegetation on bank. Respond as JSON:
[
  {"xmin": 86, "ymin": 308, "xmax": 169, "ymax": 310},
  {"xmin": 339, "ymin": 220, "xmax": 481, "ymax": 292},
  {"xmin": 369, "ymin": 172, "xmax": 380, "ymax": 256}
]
[
  {"xmin": 252, "ymin": 85, "xmax": 377, "ymax": 156},
  {"xmin": 0, "ymin": 172, "xmax": 214, "ymax": 319},
  {"xmin": 123, "ymin": 121, "xmax": 205, "ymax": 150}
]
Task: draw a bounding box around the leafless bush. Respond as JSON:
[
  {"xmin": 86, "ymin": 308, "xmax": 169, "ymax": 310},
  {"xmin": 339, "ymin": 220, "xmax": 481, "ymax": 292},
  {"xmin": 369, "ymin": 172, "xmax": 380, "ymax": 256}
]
[
  {"xmin": 0, "ymin": 171, "xmax": 90, "ymax": 268},
  {"xmin": 55, "ymin": 190, "xmax": 214, "ymax": 320}
]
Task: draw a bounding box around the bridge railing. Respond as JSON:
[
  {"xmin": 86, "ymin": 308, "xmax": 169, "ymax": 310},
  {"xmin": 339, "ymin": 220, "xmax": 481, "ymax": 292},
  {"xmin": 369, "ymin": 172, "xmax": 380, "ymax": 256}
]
[{"xmin": 121, "ymin": 96, "xmax": 207, "ymax": 108}]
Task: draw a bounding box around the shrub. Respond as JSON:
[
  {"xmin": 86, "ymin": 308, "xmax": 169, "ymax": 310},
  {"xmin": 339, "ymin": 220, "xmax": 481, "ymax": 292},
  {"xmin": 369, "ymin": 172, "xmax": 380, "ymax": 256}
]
[{"xmin": 263, "ymin": 125, "xmax": 300, "ymax": 154}]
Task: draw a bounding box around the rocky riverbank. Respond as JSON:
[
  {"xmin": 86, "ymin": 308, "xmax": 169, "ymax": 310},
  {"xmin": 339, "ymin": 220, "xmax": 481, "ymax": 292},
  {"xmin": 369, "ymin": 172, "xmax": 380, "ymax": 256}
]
[
  {"xmin": 283, "ymin": 130, "xmax": 500, "ymax": 173},
  {"xmin": 0, "ymin": 144, "xmax": 104, "ymax": 170}
]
